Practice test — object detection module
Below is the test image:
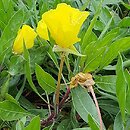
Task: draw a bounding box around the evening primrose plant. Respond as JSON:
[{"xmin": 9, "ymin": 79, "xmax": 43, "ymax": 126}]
[
  {"xmin": 36, "ymin": 3, "xmax": 89, "ymax": 113},
  {"xmin": 1, "ymin": 0, "xmax": 130, "ymax": 130},
  {"xmin": 13, "ymin": 2, "xmax": 90, "ymax": 117}
]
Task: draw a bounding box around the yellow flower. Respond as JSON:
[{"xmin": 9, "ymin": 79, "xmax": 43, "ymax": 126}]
[
  {"xmin": 13, "ymin": 25, "xmax": 37, "ymax": 54},
  {"xmin": 36, "ymin": 19, "xmax": 49, "ymax": 40},
  {"xmin": 37, "ymin": 3, "xmax": 89, "ymax": 49}
]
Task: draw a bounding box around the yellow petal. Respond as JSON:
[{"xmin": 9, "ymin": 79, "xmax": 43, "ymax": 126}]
[
  {"xmin": 13, "ymin": 25, "xmax": 37, "ymax": 54},
  {"xmin": 71, "ymin": 10, "xmax": 89, "ymax": 35},
  {"xmin": 42, "ymin": 3, "xmax": 89, "ymax": 49},
  {"xmin": 36, "ymin": 19, "xmax": 49, "ymax": 40}
]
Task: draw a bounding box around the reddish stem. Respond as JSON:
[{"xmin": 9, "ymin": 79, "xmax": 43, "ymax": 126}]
[
  {"xmin": 88, "ymin": 86, "xmax": 103, "ymax": 130},
  {"xmin": 41, "ymin": 112, "xmax": 55, "ymax": 127},
  {"xmin": 59, "ymin": 87, "xmax": 70, "ymax": 109},
  {"xmin": 41, "ymin": 87, "xmax": 71, "ymax": 127}
]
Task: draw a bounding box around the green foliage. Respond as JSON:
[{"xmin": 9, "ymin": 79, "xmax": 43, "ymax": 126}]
[
  {"xmin": 57, "ymin": 119, "xmax": 72, "ymax": 130},
  {"xmin": 0, "ymin": 0, "xmax": 130, "ymax": 129},
  {"xmin": 24, "ymin": 116, "xmax": 40, "ymax": 130},
  {"xmin": 0, "ymin": 100, "xmax": 30, "ymax": 121},
  {"xmin": 116, "ymin": 54, "xmax": 126, "ymax": 122},
  {"xmin": 88, "ymin": 114, "xmax": 100, "ymax": 130},
  {"xmin": 95, "ymin": 75, "xmax": 116, "ymax": 94},
  {"xmin": 71, "ymin": 87, "xmax": 100, "ymax": 127},
  {"xmin": 35, "ymin": 64, "xmax": 56, "ymax": 93},
  {"xmin": 15, "ymin": 116, "xmax": 40, "ymax": 130}
]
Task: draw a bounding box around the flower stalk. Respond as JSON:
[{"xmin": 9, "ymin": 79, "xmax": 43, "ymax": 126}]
[
  {"xmin": 55, "ymin": 52, "xmax": 65, "ymax": 114},
  {"xmin": 88, "ymin": 86, "xmax": 103, "ymax": 130}
]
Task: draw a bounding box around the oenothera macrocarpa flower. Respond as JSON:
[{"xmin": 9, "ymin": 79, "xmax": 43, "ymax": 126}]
[
  {"xmin": 37, "ymin": 3, "xmax": 89, "ymax": 55},
  {"xmin": 13, "ymin": 25, "xmax": 37, "ymax": 54}
]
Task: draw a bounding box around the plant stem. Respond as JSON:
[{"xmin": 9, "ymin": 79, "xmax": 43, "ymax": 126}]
[
  {"xmin": 45, "ymin": 91, "xmax": 51, "ymax": 116},
  {"xmin": 41, "ymin": 112, "xmax": 55, "ymax": 127},
  {"xmin": 59, "ymin": 87, "xmax": 70, "ymax": 109},
  {"xmin": 88, "ymin": 86, "xmax": 103, "ymax": 130},
  {"xmin": 41, "ymin": 87, "xmax": 71, "ymax": 128},
  {"xmin": 55, "ymin": 52, "xmax": 65, "ymax": 114}
]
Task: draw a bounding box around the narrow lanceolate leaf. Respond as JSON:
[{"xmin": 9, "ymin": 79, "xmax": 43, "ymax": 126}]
[
  {"xmin": 71, "ymin": 87, "xmax": 100, "ymax": 127},
  {"xmin": 124, "ymin": 70, "xmax": 130, "ymax": 114},
  {"xmin": 35, "ymin": 64, "xmax": 56, "ymax": 93},
  {"xmin": 100, "ymin": 37, "xmax": 130, "ymax": 69},
  {"xmin": 116, "ymin": 54, "xmax": 127, "ymax": 123},
  {"xmin": 23, "ymin": 44, "xmax": 38, "ymax": 93},
  {"xmin": 0, "ymin": 9, "xmax": 24, "ymax": 53},
  {"xmin": 23, "ymin": 44, "xmax": 47, "ymax": 103},
  {"xmin": 0, "ymin": 100, "xmax": 30, "ymax": 121},
  {"xmin": 81, "ymin": 0, "xmax": 104, "ymax": 52}
]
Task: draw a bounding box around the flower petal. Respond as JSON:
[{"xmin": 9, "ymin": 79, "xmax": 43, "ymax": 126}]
[
  {"xmin": 13, "ymin": 25, "xmax": 37, "ymax": 54},
  {"xmin": 41, "ymin": 3, "xmax": 89, "ymax": 50},
  {"xmin": 36, "ymin": 20, "xmax": 49, "ymax": 40}
]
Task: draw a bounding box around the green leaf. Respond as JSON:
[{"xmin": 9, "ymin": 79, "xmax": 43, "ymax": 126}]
[
  {"xmin": 57, "ymin": 119, "xmax": 72, "ymax": 130},
  {"xmin": 0, "ymin": 100, "xmax": 30, "ymax": 121},
  {"xmin": 28, "ymin": 109, "xmax": 48, "ymax": 118},
  {"xmin": 114, "ymin": 112, "xmax": 124, "ymax": 130},
  {"xmin": 88, "ymin": 114, "xmax": 100, "ymax": 130},
  {"xmin": 39, "ymin": 0, "xmax": 49, "ymax": 17},
  {"xmin": 71, "ymin": 87, "xmax": 100, "ymax": 127},
  {"xmin": 23, "ymin": 44, "xmax": 47, "ymax": 103},
  {"xmin": 99, "ymin": 7, "xmax": 113, "ymax": 26},
  {"xmin": 30, "ymin": 46, "xmax": 48, "ymax": 70},
  {"xmin": 24, "ymin": 116, "xmax": 40, "ymax": 130},
  {"xmin": 83, "ymin": 46, "xmax": 105, "ymax": 72},
  {"xmin": 0, "ymin": 9, "xmax": 24, "ymax": 53},
  {"xmin": 82, "ymin": 28, "xmax": 120, "ymax": 72},
  {"xmin": 122, "ymin": 2, "xmax": 130, "ymax": 10},
  {"xmin": 70, "ymin": 106, "xmax": 79, "ymax": 128},
  {"xmin": 1, "ymin": 0, "xmax": 13, "ymax": 12},
  {"xmin": 5, "ymin": 93, "xmax": 19, "ymax": 105},
  {"xmin": 124, "ymin": 70, "xmax": 130, "ymax": 114},
  {"xmin": 119, "ymin": 17, "xmax": 130, "ymax": 28},
  {"xmin": 81, "ymin": 0, "xmax": 103, "ymax": 52},
  {"xmin": 80, "ymin": 32, "xmax": 98, "ymax": 68},
  {"xmin": 103, "ymin": 0, "xmax": 121, "ymax": 5},
  {"xmin": 97, "ymin": 27, "xmax": 120, "ymax": 48},
  {"xmin": 94, "ymin": 20, "xmax": 105, "ymax": 31},
  {"xmin": 98, "ymin": 99, "xmax": 119, "ymax": 115},
  {"xmin": 95, "ymin": 75, "xmax": 116, "ymax": 94},
  {"xmin": 23, "ymin": 44, "xmax": 38, "ymax": 93},
  {"xmin": 0, "ymin": 75, "xmax": 10, "ymax": 98},
  {"xmin": 80, "ymin": 0, "xmax": 91, "ymax": 11},
  {"xmin": 100, "ymin": 37, "xmax": 130, "ymax": 69},
  {"xmin": 116, "ymin": 54, "xmax": 126, "ymax": 123},
  {"xmin": 0, "ymin": 0, "xmax": 14, "ymax": 30},
  {"xmin": 8, "ymin": 55, "xmax": 24, "ymax": 75},
  {"xmin": 35, "ymin": 64, "xmax": 56, "ymax": 93},
  {"xmin": 24, "ymin": 0, "xmax": 35, "ymax": 9},
  {"xmin": 98, "ymin": 17, "xmax": 113, "ymax": 39}
]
